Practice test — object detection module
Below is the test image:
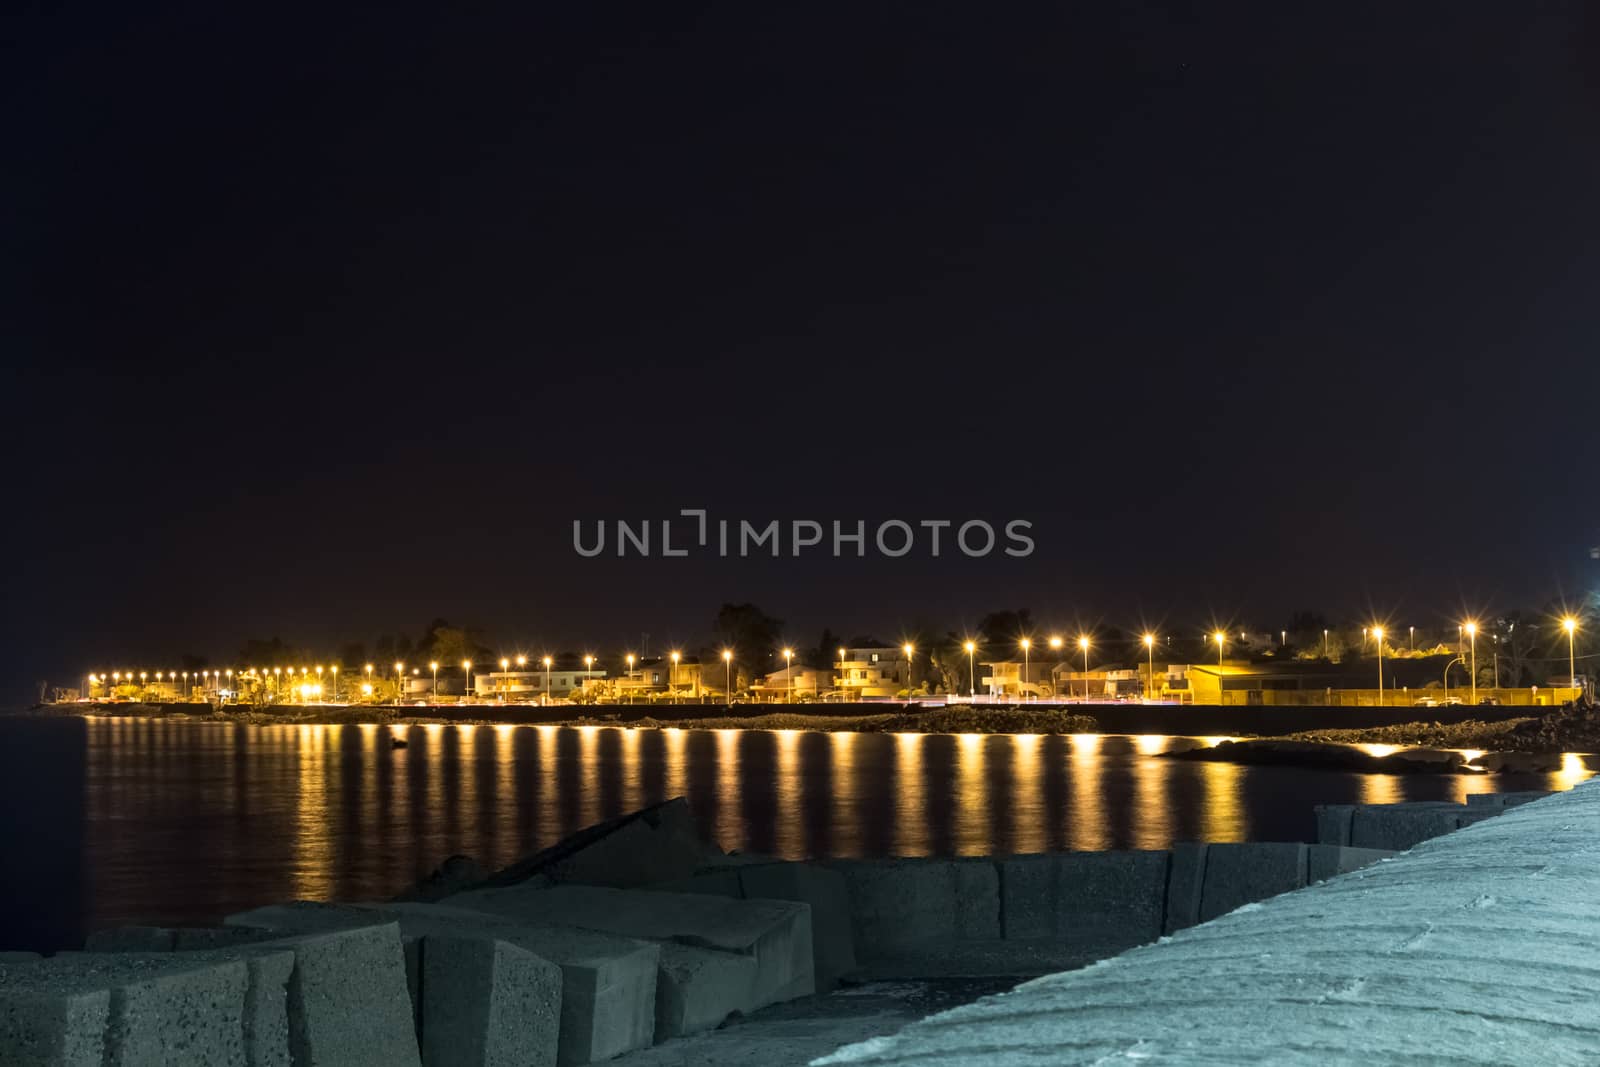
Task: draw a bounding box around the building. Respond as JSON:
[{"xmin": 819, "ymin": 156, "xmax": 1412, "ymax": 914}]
[
  {"xmin": 980, "ymin": 660, "xmax": 1056, "ymax": 698},
  {"xmin": 1054, "ymin": 666, "xmax": 1144, "ymax": 699},
  {"xmin": 833, "ymin": 647, "xmax": 910, "ymax": 698},
  {"xmin": 755, "ymin": 664, "xmax": 831, "ymax": 700},
  {"xmin": 614, "ymin": 657, "xmax": 704, "ymax": 699},
  {"xmin": 474, "ymin": 666, "xmax": 608, "ymax": 700}
]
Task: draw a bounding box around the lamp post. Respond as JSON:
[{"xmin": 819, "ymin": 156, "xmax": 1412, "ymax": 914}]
[
  {"xmin": 1078, "ymin": 636, "xmax": 1090, "ymax": 700},
  {"xmin": 964, "ymin": 640, "xmax": 976, "ymax": 698},
  {"xmin": 1409, "ymin": 625, "xmax": 1414, "ymax": 651},
  {"xmin": 429, "ymin": 661, "xmax": 438, "ymax": 701},
  {"xmin": 1018, "ymin": 638, "xmax": 1030, "ymax": 702},
  {"xmin": 902, "ymin": 643, "xmax": 915, "ymax": 698},
  {"xmin": 514, "ymin": 655, "xmax": 527, "ymax": 702},
  {"xmin": 1213, "ymin": 631, "xmax": 1225, "ymax": 668},
  {"xmin": 394, "ymin": 662, "xmax": 404, "ymax": 702},
  {"xmin": 625, "ymin": 654, "xmax": 635, "ymax": 703},
  {"xmin": 782, "ymin": 648, "xmax": 794, "ymax": 704},
  {"xmin": 1372, "ymin": 627, "xmax": 1385, "ymax": 706},
  {"xmin": 1143, "ymin": 633, "xmax": 1156, "ymax": 701},
  {"xmin": 722, "ymin": 649, "xmax": 733, "ymax": 705},
  {"xmin": 1048, "ymin": 636, "xmax": 1063, "ymax": 700},
  {"xmin": 542, "ymin": 656, "xmax": 552, "ymax": 705},
  {"xmin": 1464, "ymin": 622, "xmax": 1477, "ymax": 704},
  {"xmin": 838, "ymin": 647, "xmax": 846, "ymax": 701},
  {"xmin": 670, "ymin": 651, "xmax": 680, "ymax": 703},
  {"xmin": 1563, "ymin": 616, "xmax": 1579, "ymax": 688},
  {"xmin": 499, "ymin": 658, "xmax": 510, "ymax": 702},
  {"xmin": 461, "ymin": 660, "xmax": 471, "ymax": 701},
  {"xmin": 583, "ymin": 655, "xmax": 594, "ymax": 700}
]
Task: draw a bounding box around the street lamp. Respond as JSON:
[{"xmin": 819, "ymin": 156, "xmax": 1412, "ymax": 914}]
[
  {"xmin": 837, "ymin": 647, "xmax": 847, "ymax": 700},
  {"xmin": 964, "ymin": 640, "xmax": 976, "ymax": 698},
  {"xmin": 903, "ymin": 643, "xmax": 915, "ymax": 698},
  {"xmin": 670, "ymin": 651, "xmax": 681, "ymax": 703},
  {"xmin": 584, "ymin": 655, "xmax": 594, "ymax": 699},
  {"xmin": 1018, "ymin": 638, "xmax": 1030, "ymax": 702},
  {"xmin": 1143, "ymin": 633, "xmax": 1156, "ymax": 700},
  {"xmin": 1372, "ymin": 627, "xmax": 1385, "ymax": 705},
  {"xmin": 1048, "ymin": 636, "xmax": 1063, "ymax": 700},
  {"xmin": 1213, "ymin": 631, "xmax": 1225, "ymax": 668},
  {"xmin": 1563, "ymin": 616, "xmax": 1579, "ymax": 688},
  {"xmin": 782, "ymin": 648, "xmax": 794, "ymax": 704},
  {"xmin": 722, "ymin": 649, "xmax": 734, "ymax": 704},
  {"xmin": 394, "ymin": 662, "xmax": 404, "ymax": 702},
  {"xmin": 514, "ymin": 655, "xmax": 527, "ymax": 702},
  {"xmin": 429, "ymin": 661, "xmax": 438, "ymax": 700},
  {"xmin": 498, "ymin": 658, "xmax": 510, "ymax": 702},
  {"xmin": 461, "ymin": 660, "xmax": 471, "ymax": 701},
  {"xmin": 1078, "ymin": 636, "xmax": 1090, "ymax": 700},
  {"xmin": 542, "ymin": 656, "xmax": 552, "ymax": 705},
  {"xmin": 1464, "ymin": 622, "xmax": 1478, "ymax": 703},
  {"xmin": 1323, "ymin": 628, "xmax": 1329, "ymax": 658},
  {"xmin": 625, "ymin": 654, "xmax": 635, "ymax": 703}
]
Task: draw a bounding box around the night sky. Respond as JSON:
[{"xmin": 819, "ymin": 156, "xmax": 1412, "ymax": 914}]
[{"xmin": 8, "ymin": 3, "xmax": 1600, "ymax": 693}]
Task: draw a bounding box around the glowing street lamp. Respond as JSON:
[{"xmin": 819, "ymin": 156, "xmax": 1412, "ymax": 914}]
[
  {"xmin": 670, "ymin": 651, "xmax": 681, "ymax": 703},
  {"xmin": 1213, "ymin": 631, "xmax": 1225, "ymax": 668},
  {"xmin": 1464, "ymin": 622, "xmax": 1478, "ymax": 704},
  {"xmin": 1143, "ymin": 633, "xmax": 1156, "ymax": 700},
  {"xmin": 902, "ymin": 643, "xmax": 915, "ymax": 697},
  {"xmin": 1077, "ymin": 636, "xmax": 1091, "ymax": 700},
  {"xmin": 782, "ymin": 648, "xmax": 795, "ymax": 703},
  {"xmin": 499, "ymin": 658, "xmax": 510, "ymax": 702},
  {"xmin": 722, "ymin": 649, "xmax": 733, "ymax": 704},
  {"xmin": 1372, "ymin": 627, "xmax": 1385, "ymax": 705},
  {"xmin": 583, "ymin": 655, "xmax": 595, "ymax": 698},
  {"xmin": 542, "ymin": 656, "xmax": 552, "ymax": 705},
  {"xmin": 1563, "ymin": 616, "xmax": 1579, "ymax": 688},
  {"xmin": 963, "ymin": 640, "xmax": 977, "ymax": 698},
  {"xmin": 461, "ymin": 660, "xmax": 471, "ymax": 701},
  {"xmin": 429, "ymin": 661, "xmax": 438, "ymax": 700},
  {"xmin": 394, "ymin": 662, "xmax": 404, "ymax": 701},
  {"xmin": 1018, "ymin": 638, "xmax": 1030, "ymax": 702}
]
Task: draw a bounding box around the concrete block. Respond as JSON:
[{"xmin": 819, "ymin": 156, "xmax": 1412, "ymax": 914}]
[
  {"xmin": 83, "ymin": 926, "xmax": 177, "ymax": 953},
  {"xmin": 226, "ymin": 948, "xmax": 295, "ymax": 1067},
  {"xmin": 1350, "ymin": 804, "xmax": 1479, "ymax": 851},
  {"xmin": 270, "ymin": 923, "xmax": 420, "ymax": 1067},
  {"xmin": 737, "ymin": 862, "xmax": 858, "ymax": 990},
  {"xmin": 822, "ymin": 858, "xmax": 998, "ymax": 958},
  {"xmin": 1163, "ymin": 842, "xmax": 1207, "ymax": 934},
  {"xmin": 0, "ymin": 951, "xmax": 253, "ymax": 1066},
  {"xmin": 1199, "ymin": 842, "xmax": 1307, "ymax": 921},
  {"xmin": 175, "ymin": 927, "xmax": 287, "ymax": 952},
  {"xmin": 654, "ymin": 942, "xmax": 758, "ymax": 1038},
  {"xmin": 421, "ymin": 936, "xmax": 560, "ymax": 1067},
  {"xmin": 1001, "ymin": 851, "xmax": 1168, "ymax": 953},
  {"xmin": 1307, "ymin": 844, "xmax": 1396, "ymax": 883},
  {"xmin": 487, "ymin": 797, "xmax": 714, "ymax": 890},
  {"xmin": 1313, "ymin": 804, "xmax": 1354, "ymax": 846},
  {"xmin": 448, "ymin": 884, "xmax": 812, "ymax": 1011},
  {"xmin": 1467, "ymin": 790, "xmax": 1553, "ymax": 809},
  {"xmin": 231, "ymin": 900, "xmax": 657, "ymax": 1066},
  {"xmin": 647, "ymin": 869, "xmax": 744, "ymax": 897}
]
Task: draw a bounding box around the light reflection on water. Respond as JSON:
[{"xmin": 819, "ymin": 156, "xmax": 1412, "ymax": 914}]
[{"xmin": 63, "ymin": 717, "xmax": 1596, "ymax": 933}]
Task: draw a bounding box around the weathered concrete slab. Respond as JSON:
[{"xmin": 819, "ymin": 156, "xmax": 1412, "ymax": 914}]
[
  {"xmin": 269, "ymin": 923, "xmax": 421, "ymax": 1067},
  {"xmin": 83, "ymin": 926, "xmax": 178, "ymax": 953},
  {"xmin": 229, "ymin": 900, "xmax": 657, "ymax": 1066},
  {"xmin": 484, "ymin": 797, "xmax": 716, "ymax": 890},
  {"xmin": 655, "ymin": 942, "xmax": 758, "ymax": 1038},
  {"xmin": 1198, "ymin": 842, "xmax": 1307, "ymax": 921},
  {"xmin": 421, "ymin": 935, "xmax": 561, "ymax": 1067},
  {"xmin": 1000, "ymin": 851, "xmax": 1167, "ymax": 953},
  {"xmin": 1466, "ymin": 790, "xmax": 1553, "ymax": 809},
  {"xmin": 1307, "ymin": 844, "xmax": 1395, "ymax": 884},
  {"xmin": 821, "ymin": 859, "xmax": 999, "ymax": 959},
  {"xmin": 737, "ymin": 863, "xmax": 857, "ymax": 991},
  {"xmin": 448, "ymin": 884, "xmax": 813, "ymax": 1010},
  {"xmin": 1163, "ymin": 842, "xmax": 1207, "ymax": 934},
  {"xmin": 0, "ymin": 951, "xmax": 254, "ymax": 1066},
  {"xmin": 1313, "ymin": 803, "xmax": 1354, "ymax": 846},
  {"xmin": 1349, "ymin": 803, "xmax": 1496, "ymax": 851},
  {"xmin": 817, "ymin": 778, "xmax": 1600, "ymax": 1065}
]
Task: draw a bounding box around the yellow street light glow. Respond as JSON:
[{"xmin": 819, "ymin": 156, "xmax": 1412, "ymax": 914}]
[
  {"xmin": 722, "ymin": 649, "xmax": 733, "ymax": 662},
  {"xmin": 782, "ymin": 648, "xmax": 794, "ymax": 658},
  {"xmin": 1143, "ymin": 633, "xmax": 1155, "ymax": 647},
  {"xmin": 429, "ymin": 661, "xmax": 438, "ymax": 671},
  {"xmin": 499, "ymin": 658, "xmax": 510, "ymax": 670},
  {"xmin": 365, "ymin": 663, "xmax": 374, "ymax": 674},
  {"xmin": 542, "ymin": 656, "xmax": 552, "ymax": 668},
  {"xmin": 1563, "ymin": 616, "xmax": 1578, "ymax": 634},
  {"xmin": 461, "ymin": 659, "xmax": 471, "ymax": 669},
  {"xmin": 963, "ymin": 640, "xmax": 976, "ymax": 653},
  {"xmin": 1213, "ymin": 631, "xmax": 1225, "ymax": 644},
  {"xmin": 1464, "ymin": 621, "xmax": 1477, "ymax": 637},
  {"xmin": 515, "ymin": 655, "xmax": 527, "ymax": 668},
  {"xmin": 1078, "ymin": 636, "xmax": 1090, "ymax": 651},
  {"xmin": 394, "ymin": 661, "xmax": 404, "ymax": 672},
  {"xmin": 671, "ymin": 651, "xmax": 681, "ymax": 663},
  {"xmin": 1372, "ymin": 626, "xmax": 1385, "ymax": 642},
  {"xmin": 903, "ymin": 642, "xmax": 914, "ymax": 657},
  {"xmin": 1019, "ymin": 638, "xmax": 1030, "ymax": 651},
  {"xmin": 1048, "ymin": 636, "xmax": 1062, "ymax": 650}
]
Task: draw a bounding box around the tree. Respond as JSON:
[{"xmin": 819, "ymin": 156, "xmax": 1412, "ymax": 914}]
[
  {"xmin": 977, "ymin": 609, "xmax": 1033, "ymax": 648},
  {"xmin": 807, "ymin": 628, "xmax": 844, "ymax": 671},
  {"xmin": 712, "ymin": 603, "xmax": 785, "ymax": 675}
]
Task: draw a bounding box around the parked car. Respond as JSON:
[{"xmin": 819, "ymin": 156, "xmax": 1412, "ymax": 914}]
[
  {"xmin": 1413, "ymin": 696, "xmax": 1439, "ymax": 707},
  {"xmin": 1442, "ymin": 696, "xmax": 1464, "ymax": 706},
  {"xmin": 1478, "ymin": 696, "xmax": 1502, "ymax": 706}
]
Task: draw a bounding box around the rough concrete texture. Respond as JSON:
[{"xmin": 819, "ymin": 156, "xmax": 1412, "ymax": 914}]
[
  {"xmin": 0, "ymin": 951, "xmax": 253, "ymax": 1066},
  {"xmin": 1349, "ymin": 803, "xmax": 1495, "ymax": 851},
  {"xmin": 655, "ymin": 942, "xmax": 759, "ymax": 1037},
  {"xmin": 1306, "ymin": 844, "xmax": 1395, "ymax": 884},
  {"xmin": 484, "ymin": 797, "xmax": 715, "ymax": 890},
  {"xmin": 83, "ymin": 926, "xmax": 179, "ymax": 953},
  {"xmin": 1466, "ymin": 790, "xmax": 1553, "ymax": 809},
  {"xmin": 1313, "ymin": 803, "xmax": 1354, "ymax": 847},
  {"xmin": 449, "ymin": 884, "xmax": 814, "ymax": 1010},
  {"xmin": 816, "ymin": 784, "xmax": 1598, "ymax": 1065},
  {"xmin": 1198, "ymin": 842, "xmax": 1307, "ymax": 922},
  {"xmin": 822, "ymin": 859, "xmax": 999, "ymax": 959},
  {"xmin": 1000, "ymin": 851, "xmax": 1167, "ymax": 950},
  {"xmin": 231, "ymin": 900, "xmax": 658, "ymax": 1066},
  {"xmin": 1162, "ymin": 842, "xmax": 1207, "ymax": 934},
  {"xmin": 739, "ymin": 863, "xmax": 858, "ymax": 991},
  {"xmin": 270, "ymin": 923, "xmax": 421, "ymax": 1067},
  {"xmin": 421, "ymin": 935, "xmax": 561, "ymax": 1067}
]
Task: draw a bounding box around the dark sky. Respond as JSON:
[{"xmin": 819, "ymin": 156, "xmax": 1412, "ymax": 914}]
[{"xmin": 8, "ymin": 3, "xmax": 1600, "ymax": 691}]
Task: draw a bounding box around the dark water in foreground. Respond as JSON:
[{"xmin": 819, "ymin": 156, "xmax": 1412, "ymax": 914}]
[{"xmin": 0, "ymin": 715, "xmax": 1591, "ymax": 951}]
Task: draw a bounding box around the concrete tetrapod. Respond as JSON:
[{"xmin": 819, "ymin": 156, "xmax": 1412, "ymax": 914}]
[{"xmin": 816, "ymin": 780, "xmax": 1600, "ymax": 1065}]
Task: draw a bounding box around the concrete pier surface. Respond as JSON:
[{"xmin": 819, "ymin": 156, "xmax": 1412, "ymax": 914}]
[{"xmin": 816, "ymin": 778, "xmax": 1600, "ymax": 1065}]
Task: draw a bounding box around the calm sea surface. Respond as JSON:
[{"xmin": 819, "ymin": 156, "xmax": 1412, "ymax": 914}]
[{"xmin": 0, "ymin": 714, "xmax": 1590, "ymax": 951}]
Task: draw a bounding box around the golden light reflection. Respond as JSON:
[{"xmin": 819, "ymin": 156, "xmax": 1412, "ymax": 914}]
[
  {"xmin": 1131, "ymin": 735, "xmax": 1173, "ymax": 849},
  {"xmin": 1197, "ymin": 759, "xmax": 1244, "ymax": 842},
  {"xmin": 290, "ymin": 723, "xmax": 334, "ymax": 901},
  {"xmin": 619, "ymin": 727, "xmax": 642, "ymax": 812},
  {"xmin": 1134, "ymin": 734, "xmax": 1169, "ymax": 757},
  {"xmin": 830, "ymin": 731, "xmax": 860, "ymax": 859},
  {"xmin": 1009, "ymin": 733, "xmax": 1045, "ymax": 855},
  {"xmin": 1359, "ymin": 774, "xmax": 1402, "ymax": 806},
  {"xmin": 715, "ymin": 729, "xmax": 741, "ymax": 853},
  {"xmin": 1354, "ymin": 743, "xmax": 1402, "ymax": 759},
  {"xmin": 774, "ymin": 730, "xmax": 802, "ymax": 858},
  {"xmin": 662, "ymin": 727, "xmax": 687, "ymax": 800},
  {"xmin": 1553, "ymin": 752, "xmax": 1592, "ymax": 792},
  {"xmin": 576, "ymin": 726, "xmax": 600, "ymax": 829},
  {"xmin": 892, "ymin": 732, "xmax": 927, "ymax": 856},
  {"xmin": 1068, "ymin": 732, "xmax": 1107, "ymax": 851},
  {"xmin": 955, "ymin": 733, "xmax": 989, "ymax": 856}
]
